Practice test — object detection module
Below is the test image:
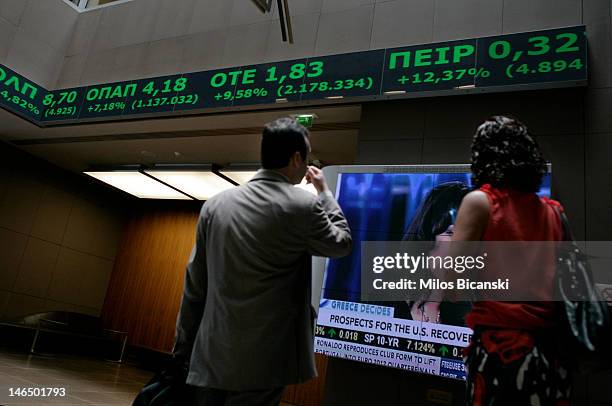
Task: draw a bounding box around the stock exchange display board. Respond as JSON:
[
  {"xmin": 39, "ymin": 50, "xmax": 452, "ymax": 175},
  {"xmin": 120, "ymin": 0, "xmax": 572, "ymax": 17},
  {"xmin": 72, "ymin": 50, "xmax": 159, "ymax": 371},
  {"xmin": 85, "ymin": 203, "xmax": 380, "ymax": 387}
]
[
  {"xmin": 0, "ymin": 64, "xmax": 45, "ymax": 123},
  {"xmin": 0, "ymin": 26, "xmax": 587, "ymax": 127}
]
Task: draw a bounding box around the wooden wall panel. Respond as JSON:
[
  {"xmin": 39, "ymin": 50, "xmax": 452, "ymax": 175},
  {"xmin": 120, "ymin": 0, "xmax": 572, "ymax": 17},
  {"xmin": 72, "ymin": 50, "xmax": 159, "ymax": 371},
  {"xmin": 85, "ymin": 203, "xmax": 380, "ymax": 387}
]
[
  {"xmin": 102, "ymin": 202, "xmax": 200, "ymax": 352},
  {"xmin": 101, "ymin": 201, "xmax": 328, "ymax": 406},
  {"xmin": 282, "ymin": 354, "xmax": 329, "ymax": 406}
]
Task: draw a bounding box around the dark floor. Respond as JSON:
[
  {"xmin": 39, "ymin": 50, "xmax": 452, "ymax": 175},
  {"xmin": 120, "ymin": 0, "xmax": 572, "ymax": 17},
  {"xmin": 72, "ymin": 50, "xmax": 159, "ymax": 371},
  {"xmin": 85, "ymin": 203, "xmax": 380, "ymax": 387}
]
[{"xmin": 0, "ymin": 350, "xmax": 154, "ymax": 405}]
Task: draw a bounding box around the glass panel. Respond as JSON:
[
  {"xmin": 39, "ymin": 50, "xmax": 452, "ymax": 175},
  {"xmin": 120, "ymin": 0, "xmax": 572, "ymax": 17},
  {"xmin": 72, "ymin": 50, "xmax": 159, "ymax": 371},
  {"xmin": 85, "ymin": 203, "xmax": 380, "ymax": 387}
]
[{"xmin": 85, "ymin": 0, "xmax": 123, "ymax": 8}]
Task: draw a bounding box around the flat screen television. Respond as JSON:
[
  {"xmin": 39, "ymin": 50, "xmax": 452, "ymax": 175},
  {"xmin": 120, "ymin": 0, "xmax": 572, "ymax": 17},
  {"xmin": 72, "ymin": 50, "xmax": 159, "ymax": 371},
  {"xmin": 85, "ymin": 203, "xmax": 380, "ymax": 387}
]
[{"xmin": 312, "ymin": 164, "xmax": 552, "ymax": 380}]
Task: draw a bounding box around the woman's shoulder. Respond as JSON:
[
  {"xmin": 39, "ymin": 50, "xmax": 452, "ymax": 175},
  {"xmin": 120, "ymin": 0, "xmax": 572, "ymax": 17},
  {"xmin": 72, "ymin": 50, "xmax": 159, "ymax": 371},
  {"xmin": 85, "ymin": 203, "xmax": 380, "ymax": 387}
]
[
  {"xmin": 478, "ymin": 183, "xmax": 503, "ymax": 197},
  {"xmin": 541, "ymin": 196, "xmax": 564, "ymax": 212},
  {"xmin": 460, "ymin": 189, "xmax": 491, "ymax": 216},
  {"xmin": 477, "ymin": 183, "xmax": 505, "ymax": 205}
]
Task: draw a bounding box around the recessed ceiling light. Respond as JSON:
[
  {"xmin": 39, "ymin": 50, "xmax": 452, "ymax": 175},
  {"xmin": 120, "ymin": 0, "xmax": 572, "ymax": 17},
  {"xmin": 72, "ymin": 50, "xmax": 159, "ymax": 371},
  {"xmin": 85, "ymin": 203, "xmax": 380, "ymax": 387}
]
[
  {"xmin": 219, "ymin": 170, "xmax": 258, "ymax": 185},
  {"xmin": 455, "ymin": 84, "xmax": 476, "ymax": 89},
  {"xmin": 145, "ymin": 170, "xmax": 237, "ymax": 200},
  {"xmin": 84, "ymin": 171, "xmax": 190, "ymax": 200}
]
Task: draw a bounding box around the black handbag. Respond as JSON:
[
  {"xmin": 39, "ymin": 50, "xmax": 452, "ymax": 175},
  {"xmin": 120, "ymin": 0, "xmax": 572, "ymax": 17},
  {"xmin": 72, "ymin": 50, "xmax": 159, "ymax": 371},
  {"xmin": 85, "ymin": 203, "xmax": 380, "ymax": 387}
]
[
  {"xmin": 554, "ymin": 207, "xmax": 611, "ymax": 372},
  {"xmin": 132, "ymin": 358, "xmax": 193, "ymax": 406}
]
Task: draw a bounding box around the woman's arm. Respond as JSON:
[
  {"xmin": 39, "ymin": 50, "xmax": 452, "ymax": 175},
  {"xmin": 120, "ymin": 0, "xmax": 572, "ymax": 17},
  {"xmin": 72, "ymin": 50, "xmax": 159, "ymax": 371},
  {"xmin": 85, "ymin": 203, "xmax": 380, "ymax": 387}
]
[{"xmin": 452, "ymin": 190, "xmax": 490, "ymax": 242}]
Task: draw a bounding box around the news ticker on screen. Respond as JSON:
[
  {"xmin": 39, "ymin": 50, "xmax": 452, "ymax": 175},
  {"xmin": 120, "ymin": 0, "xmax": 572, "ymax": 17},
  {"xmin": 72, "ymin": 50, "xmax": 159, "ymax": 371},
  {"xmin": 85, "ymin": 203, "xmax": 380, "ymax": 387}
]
[
  {"xmin": 314, "ymin": 300, "xmax": 472, "ymax": 380},
  {"xmin": 0, "ymin": 25, "xmax": 586, "ymax": 127}
]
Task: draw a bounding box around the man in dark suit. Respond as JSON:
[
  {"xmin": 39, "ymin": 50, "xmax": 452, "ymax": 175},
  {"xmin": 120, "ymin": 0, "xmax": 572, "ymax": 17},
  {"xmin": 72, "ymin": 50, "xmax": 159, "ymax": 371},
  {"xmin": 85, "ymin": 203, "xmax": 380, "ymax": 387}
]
[{"xmin": 173, "ymin": 117, "xmax": 352, "ymax": 406}]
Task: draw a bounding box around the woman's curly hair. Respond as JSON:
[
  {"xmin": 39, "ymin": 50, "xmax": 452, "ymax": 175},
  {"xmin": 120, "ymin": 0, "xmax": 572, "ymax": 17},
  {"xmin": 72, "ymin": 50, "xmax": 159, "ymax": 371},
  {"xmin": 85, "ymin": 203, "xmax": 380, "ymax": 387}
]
[{"xmin": 471, "ymin": 116, "xmax": 546, "ymax": 193}]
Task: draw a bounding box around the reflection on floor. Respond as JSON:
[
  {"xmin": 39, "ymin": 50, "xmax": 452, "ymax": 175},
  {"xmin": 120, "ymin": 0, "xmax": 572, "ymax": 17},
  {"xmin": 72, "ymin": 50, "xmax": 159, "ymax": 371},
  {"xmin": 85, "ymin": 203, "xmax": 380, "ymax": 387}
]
[
  {"xmin": 0, "ymin": 350, "xmax": 153, "ymax": 405},
  {"xmin": 0, "ymin": 350, "xmax": 297, "ymax": 406}
]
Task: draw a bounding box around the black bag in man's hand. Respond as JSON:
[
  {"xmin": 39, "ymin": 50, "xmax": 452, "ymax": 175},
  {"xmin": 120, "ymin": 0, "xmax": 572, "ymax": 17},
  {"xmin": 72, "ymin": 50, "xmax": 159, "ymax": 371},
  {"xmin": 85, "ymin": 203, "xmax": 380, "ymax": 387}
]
[
  {"xmin": 132, "ymin": 357, "xmax": 193, "ymax": 406},
  {"xmin": 554, "ymin": 208, "xmax": 611, "ymax": 373}
]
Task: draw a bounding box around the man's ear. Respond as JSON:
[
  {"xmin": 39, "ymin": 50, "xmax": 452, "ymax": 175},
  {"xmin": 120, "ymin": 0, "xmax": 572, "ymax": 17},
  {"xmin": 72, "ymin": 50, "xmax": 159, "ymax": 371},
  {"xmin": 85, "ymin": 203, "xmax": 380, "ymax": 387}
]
[{"xmin": 290, "ymin": 151, "xmax": 301, "ymax": 168}]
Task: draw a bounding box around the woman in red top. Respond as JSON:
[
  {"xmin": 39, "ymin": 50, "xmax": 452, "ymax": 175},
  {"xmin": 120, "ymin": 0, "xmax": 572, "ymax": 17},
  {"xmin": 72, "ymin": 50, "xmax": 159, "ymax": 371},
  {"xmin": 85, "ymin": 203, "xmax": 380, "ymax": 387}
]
[{"xmin": 453, "ymin": 116, "xmax": 571, "ymax": 405}]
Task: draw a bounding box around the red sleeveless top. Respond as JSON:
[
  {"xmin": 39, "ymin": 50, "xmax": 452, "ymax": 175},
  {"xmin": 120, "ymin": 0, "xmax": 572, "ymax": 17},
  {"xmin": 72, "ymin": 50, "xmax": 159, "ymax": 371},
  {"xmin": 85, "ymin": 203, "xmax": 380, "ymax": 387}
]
[{"xmin": 465, "ymin": 184, "xmax": 563, "ymax": 330}]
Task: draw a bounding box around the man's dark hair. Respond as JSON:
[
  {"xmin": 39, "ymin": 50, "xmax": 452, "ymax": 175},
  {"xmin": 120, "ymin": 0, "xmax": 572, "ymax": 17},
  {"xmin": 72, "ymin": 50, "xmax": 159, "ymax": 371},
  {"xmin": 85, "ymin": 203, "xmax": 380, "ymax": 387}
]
[
  {"xmin": 471, "ymin": 115, "xmax": 546, "ymax": 193},
  {"xmin": 261, "ymin": 117, "xmax": 309, "ymax": 169}
]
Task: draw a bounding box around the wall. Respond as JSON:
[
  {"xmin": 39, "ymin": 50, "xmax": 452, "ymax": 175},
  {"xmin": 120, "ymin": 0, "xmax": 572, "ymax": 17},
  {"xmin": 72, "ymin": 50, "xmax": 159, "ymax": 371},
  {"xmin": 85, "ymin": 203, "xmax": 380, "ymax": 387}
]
[
  {"xmin": 0, "ymin": 0, "xmax": 78, "ymax": 88},
  {"xmin": 0, "ymin": 141, "xmax": 127, "ymax": 320}
]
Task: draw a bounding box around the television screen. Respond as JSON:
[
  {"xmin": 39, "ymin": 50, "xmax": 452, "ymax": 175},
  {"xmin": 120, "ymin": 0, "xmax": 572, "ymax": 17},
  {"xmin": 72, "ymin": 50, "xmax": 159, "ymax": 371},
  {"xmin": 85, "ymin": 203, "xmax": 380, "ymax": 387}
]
[{"xmin": 313, "ymin": 165, "xmax": 552, "ymax": 380}]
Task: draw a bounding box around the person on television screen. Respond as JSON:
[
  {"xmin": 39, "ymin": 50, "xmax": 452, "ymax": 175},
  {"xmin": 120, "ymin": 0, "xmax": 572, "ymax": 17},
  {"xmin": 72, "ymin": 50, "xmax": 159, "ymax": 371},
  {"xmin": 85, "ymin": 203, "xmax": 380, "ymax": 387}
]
[
  {"xmin": 451, "ymin": 116, "xmax": 570, "ymax": 405},
  {"xmin": 173, "ymin": 117, "xmax": 352, "ymax": 406},
  {"xmin": 401, "ymin": 181, "xmax": 471, "ymax": 325}
]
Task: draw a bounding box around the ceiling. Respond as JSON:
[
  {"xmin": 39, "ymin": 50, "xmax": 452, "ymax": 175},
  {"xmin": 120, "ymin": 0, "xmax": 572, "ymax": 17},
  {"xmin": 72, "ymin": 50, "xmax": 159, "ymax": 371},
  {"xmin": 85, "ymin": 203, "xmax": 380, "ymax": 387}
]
[{"xmin": 0, "ymin": 104, "xmax": 361, "ymax": 173}]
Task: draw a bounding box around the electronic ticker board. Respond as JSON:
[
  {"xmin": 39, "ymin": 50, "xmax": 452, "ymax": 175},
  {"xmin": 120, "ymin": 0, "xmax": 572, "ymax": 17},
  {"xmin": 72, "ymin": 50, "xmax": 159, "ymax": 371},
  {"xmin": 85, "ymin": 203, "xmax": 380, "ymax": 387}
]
[
  {"xmin": 0, "ymin": 26, "xmax": 587, "ymax": 127},
  {"xmin": 0, "ymin": 64, "xmax": 45, "ymax": 123}
]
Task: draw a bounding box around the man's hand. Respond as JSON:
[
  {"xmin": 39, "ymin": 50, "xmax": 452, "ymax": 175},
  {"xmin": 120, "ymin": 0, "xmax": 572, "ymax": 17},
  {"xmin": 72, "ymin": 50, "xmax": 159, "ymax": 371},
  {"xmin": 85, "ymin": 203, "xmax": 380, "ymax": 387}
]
[{"xmin": 305, "ymin": 166, "xmax": 330, "ymax": 194}]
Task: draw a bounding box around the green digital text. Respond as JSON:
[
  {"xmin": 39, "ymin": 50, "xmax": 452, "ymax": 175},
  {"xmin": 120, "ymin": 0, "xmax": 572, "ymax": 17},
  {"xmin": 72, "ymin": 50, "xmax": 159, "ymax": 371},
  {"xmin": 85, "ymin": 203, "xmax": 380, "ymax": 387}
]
[
  {"xmin": 388, "ymin": 44, "xmax": 475, "ymax": 70},
  {"xmin": 0, "ymin": 67, "xmax": 39, "ymax": 100}
]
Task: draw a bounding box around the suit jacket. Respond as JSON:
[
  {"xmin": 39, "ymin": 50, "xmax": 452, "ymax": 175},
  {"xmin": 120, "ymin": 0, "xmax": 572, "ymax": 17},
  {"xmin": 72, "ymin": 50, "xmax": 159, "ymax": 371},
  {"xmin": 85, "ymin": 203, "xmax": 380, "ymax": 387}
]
[{"xmin": 174, "ymin": 169, "xmax": 352, "ymax": 390}]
